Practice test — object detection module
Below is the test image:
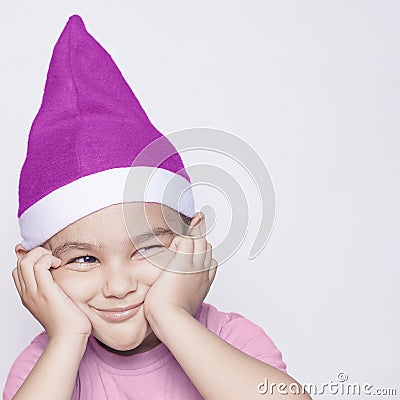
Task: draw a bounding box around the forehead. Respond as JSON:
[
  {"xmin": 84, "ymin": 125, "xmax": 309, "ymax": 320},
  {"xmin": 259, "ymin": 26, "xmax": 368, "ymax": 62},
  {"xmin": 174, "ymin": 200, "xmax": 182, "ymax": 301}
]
[{"xmin": 46, "ymin": 202, "xmax": 182, "ymax": 247}]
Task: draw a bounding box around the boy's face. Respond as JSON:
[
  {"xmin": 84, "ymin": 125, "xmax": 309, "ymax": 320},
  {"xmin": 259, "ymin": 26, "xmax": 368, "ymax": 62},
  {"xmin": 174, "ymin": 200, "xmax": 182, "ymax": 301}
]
[{"xmin": 43, "ymin": 202, "xmax": 187, "ymax": 353}]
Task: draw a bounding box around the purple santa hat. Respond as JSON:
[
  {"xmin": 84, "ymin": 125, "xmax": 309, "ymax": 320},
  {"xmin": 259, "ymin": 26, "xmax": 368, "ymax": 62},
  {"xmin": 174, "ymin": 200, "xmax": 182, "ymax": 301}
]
[{"xmin": 18, "ymin": 15, "xmax": 195, "ymax": 250}]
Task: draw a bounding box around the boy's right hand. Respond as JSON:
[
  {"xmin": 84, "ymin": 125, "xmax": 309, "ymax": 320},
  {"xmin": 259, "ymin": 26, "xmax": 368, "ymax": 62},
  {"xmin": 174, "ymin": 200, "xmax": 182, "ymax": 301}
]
[{"xmin": 12, "ymin": 247, "xmax": 92, "ymax": 341}]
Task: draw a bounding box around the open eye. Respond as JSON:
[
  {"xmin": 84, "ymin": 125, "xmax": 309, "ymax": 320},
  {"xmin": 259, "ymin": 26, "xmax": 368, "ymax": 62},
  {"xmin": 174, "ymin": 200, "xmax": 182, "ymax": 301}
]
[
  {"xmin": 64, "ymin": 255, "xmax": 100, "ymax": 271},
  {"xmin": 69, "ymin": 255, "xmax": 99, "ymax": 264}
]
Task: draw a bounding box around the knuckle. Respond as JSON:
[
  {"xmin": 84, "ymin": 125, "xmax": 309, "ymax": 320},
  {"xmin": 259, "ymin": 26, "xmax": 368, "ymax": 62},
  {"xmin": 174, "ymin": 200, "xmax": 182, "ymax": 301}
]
[
  {"xmin": 32, "ymin": 263, "xmax": 42, "ymax": 272},
  {"xmin": 23, "ymin": 247, "xmax": 51, "ymax": 265},
  {"xmin": 26, "ymin": 247, "xmax": 41, "ymax": 258},
  {"xmin": 33, "ymin": 254, "xmax": 52, "ymax": 271},
  {"xmin": 35, "ymin": 246, "xmax": 51, "ymax": 255},
  {"xmin": 19, "ymin": 259, "xmax": 28, "ymax": 270}
]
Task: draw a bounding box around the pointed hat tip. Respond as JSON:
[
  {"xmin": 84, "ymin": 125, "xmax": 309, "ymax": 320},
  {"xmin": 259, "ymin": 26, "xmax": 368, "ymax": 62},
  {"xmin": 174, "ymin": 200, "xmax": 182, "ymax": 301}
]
[
  {"xmin": 68, "ymin": 14, "xmax": 84, "ymax": 23},
  {"xmin": 65, "ymin": 14, "xmax": 86, "ymax": 32}
]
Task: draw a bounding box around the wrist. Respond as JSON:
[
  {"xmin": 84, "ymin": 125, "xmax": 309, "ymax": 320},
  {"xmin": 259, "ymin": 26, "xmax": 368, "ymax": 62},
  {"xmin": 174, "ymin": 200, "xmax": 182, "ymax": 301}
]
[
  {"xmin": 146, "ymin": 307, "xmax": 192, "ymax": 343},
  {"xmin": 48, "ymin": 333, "xmax": 89, "ymax": 353}
]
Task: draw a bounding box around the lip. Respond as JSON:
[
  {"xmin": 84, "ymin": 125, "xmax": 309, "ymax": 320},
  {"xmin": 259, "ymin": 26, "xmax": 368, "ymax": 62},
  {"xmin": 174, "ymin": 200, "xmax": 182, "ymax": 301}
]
[{"xmin": 93, "ymin": 303, "xmax": 143, "ymax": 323}]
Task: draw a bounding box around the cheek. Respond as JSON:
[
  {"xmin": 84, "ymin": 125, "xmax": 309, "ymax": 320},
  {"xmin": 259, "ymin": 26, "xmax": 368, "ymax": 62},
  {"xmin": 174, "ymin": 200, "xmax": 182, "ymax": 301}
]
[
  {"xmin": 138, "ymin": 251, "xmax": 175, "ymax": 285},
  {"xmin": 51, "ymin": 269, "xmax": 99, "ymax": 303}
]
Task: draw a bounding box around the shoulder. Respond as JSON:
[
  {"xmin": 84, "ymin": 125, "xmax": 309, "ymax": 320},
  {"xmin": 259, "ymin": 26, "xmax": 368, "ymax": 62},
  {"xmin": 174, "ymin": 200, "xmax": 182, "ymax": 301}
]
[
  {"xmin": 196, "ymin": 302, "xmax": 287, "ymax": 373},
  {"xmin": 2, "ymin": 331, "xmax": 48, "ymax": 400}
]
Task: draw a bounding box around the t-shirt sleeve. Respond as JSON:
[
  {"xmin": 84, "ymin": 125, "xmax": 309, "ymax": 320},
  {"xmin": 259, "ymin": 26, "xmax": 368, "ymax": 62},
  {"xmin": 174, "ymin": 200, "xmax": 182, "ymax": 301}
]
[
  {"xmin": 2, "ymin": 341, "xmax": 45, "ymax": 400},
  {"xmin": 219, "ymin": 312, "xmax": 287, "ymax": 373}
]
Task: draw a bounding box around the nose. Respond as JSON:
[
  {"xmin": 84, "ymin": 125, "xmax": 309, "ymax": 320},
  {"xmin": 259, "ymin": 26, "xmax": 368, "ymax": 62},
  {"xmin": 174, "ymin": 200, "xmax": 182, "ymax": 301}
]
[{"xmin": 101, "ymin": 263, "xmax": 138, "ymax": 299}]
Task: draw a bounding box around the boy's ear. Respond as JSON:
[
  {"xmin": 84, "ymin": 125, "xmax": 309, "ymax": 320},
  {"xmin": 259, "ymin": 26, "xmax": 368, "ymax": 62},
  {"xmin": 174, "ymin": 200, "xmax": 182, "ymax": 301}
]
[{"xmin": 15, "ymin": 244, "xmax": 28, "ymax": 261}]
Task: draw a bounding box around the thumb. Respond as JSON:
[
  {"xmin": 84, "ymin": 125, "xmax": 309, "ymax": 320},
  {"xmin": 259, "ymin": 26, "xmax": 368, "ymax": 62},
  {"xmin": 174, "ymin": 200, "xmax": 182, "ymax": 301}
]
[{"xmin": 169, "ymin": 236, "xmax": 181, "ymax": 252}]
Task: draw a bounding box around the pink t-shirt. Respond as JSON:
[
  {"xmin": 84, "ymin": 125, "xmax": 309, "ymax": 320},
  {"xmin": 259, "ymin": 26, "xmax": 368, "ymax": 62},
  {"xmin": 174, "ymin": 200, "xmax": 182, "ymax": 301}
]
[{"xmin": 3, "ymin": 302, "xmax": 286, "ymax": 399}]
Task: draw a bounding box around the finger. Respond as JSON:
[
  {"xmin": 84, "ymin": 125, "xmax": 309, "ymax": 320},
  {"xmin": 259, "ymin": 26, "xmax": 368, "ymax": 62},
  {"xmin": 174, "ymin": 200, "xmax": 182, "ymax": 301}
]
[
  {"xmin": 204, "ymin": 242, "xmax": 212, "ymax": 269},
  {"xmin": 188, "ymin": 216, "xmax": 202, "ymax": 239},
  {"xmin": 20, "ymin": 246, "xmax": 52, "ymax": 265},
  {"xmin": 12, "ymin": 267, "xmax": 22, "ymax": 297},
  {"xmin": 192, "ymin": 218, "xmax": 207, "ymax": 269},
  {"xmin": 170, "ymin": 236, "xmax": 194, "ymax": 273},
  {"xmin": 208, "ymin": 258, "xmax": 218, "ymax": 282},
  {"xmin": 19, "ymin": 247, "xmax": 52, "ymax": 294},
  {"xmin": 16, "ymin": 259, "xmax": 27, "ymax": 294},
  {"xmin": 33, "ymin": 254, "xmax": 62, "ymax": 296}
]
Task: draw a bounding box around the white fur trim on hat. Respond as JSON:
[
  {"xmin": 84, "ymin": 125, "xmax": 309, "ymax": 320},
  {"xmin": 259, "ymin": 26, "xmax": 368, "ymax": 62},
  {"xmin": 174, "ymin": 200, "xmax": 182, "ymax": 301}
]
[{"xmin": 19, "ymin": 166, "xmax": 195, "ymax": 250}]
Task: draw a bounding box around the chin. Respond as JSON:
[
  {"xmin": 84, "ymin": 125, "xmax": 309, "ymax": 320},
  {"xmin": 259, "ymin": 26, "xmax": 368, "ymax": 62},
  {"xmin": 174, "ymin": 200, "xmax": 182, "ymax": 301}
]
[
  {"xmin": 92, "ymin": 321, "xmax": 149, "ymax": 352},
  {"xmin": 107, "ymin": 337, "xmax": 141, "ymax": 351}
]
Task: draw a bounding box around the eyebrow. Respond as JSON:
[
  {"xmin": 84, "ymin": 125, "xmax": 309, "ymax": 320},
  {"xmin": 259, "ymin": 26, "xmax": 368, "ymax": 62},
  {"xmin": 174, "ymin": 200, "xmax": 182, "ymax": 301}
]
[{"xmin": 51, "ymin": 227, "xmax": 175, "ymax": 258}]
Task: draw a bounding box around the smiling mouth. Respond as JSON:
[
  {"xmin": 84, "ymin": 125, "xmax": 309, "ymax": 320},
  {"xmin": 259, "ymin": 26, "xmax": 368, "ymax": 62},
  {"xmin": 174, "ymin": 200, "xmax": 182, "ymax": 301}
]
[{"xmin": 93, "ymin": 303, "xmax": 143, "ymax": 323}]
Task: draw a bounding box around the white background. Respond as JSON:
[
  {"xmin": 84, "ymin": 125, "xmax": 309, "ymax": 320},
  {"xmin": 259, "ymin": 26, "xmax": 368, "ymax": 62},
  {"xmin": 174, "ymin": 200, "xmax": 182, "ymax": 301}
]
[{"xmin": 1, "ymin": 1, "xmax": 399, "ymax": 398}]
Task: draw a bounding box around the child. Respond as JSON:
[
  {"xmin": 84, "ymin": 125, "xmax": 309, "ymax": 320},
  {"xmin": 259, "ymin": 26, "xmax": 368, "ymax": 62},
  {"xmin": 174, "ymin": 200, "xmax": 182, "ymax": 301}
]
[{"xmin": 3, "ymin": 15, "xmax": 311, "ymax": 400}]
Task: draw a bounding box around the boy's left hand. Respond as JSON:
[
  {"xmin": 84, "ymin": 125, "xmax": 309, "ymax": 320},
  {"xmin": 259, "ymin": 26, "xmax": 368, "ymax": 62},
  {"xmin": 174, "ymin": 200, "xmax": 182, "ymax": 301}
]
[{"xmin": 144, "ymin": 213, "xmax": 217, "ymax": 327}]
